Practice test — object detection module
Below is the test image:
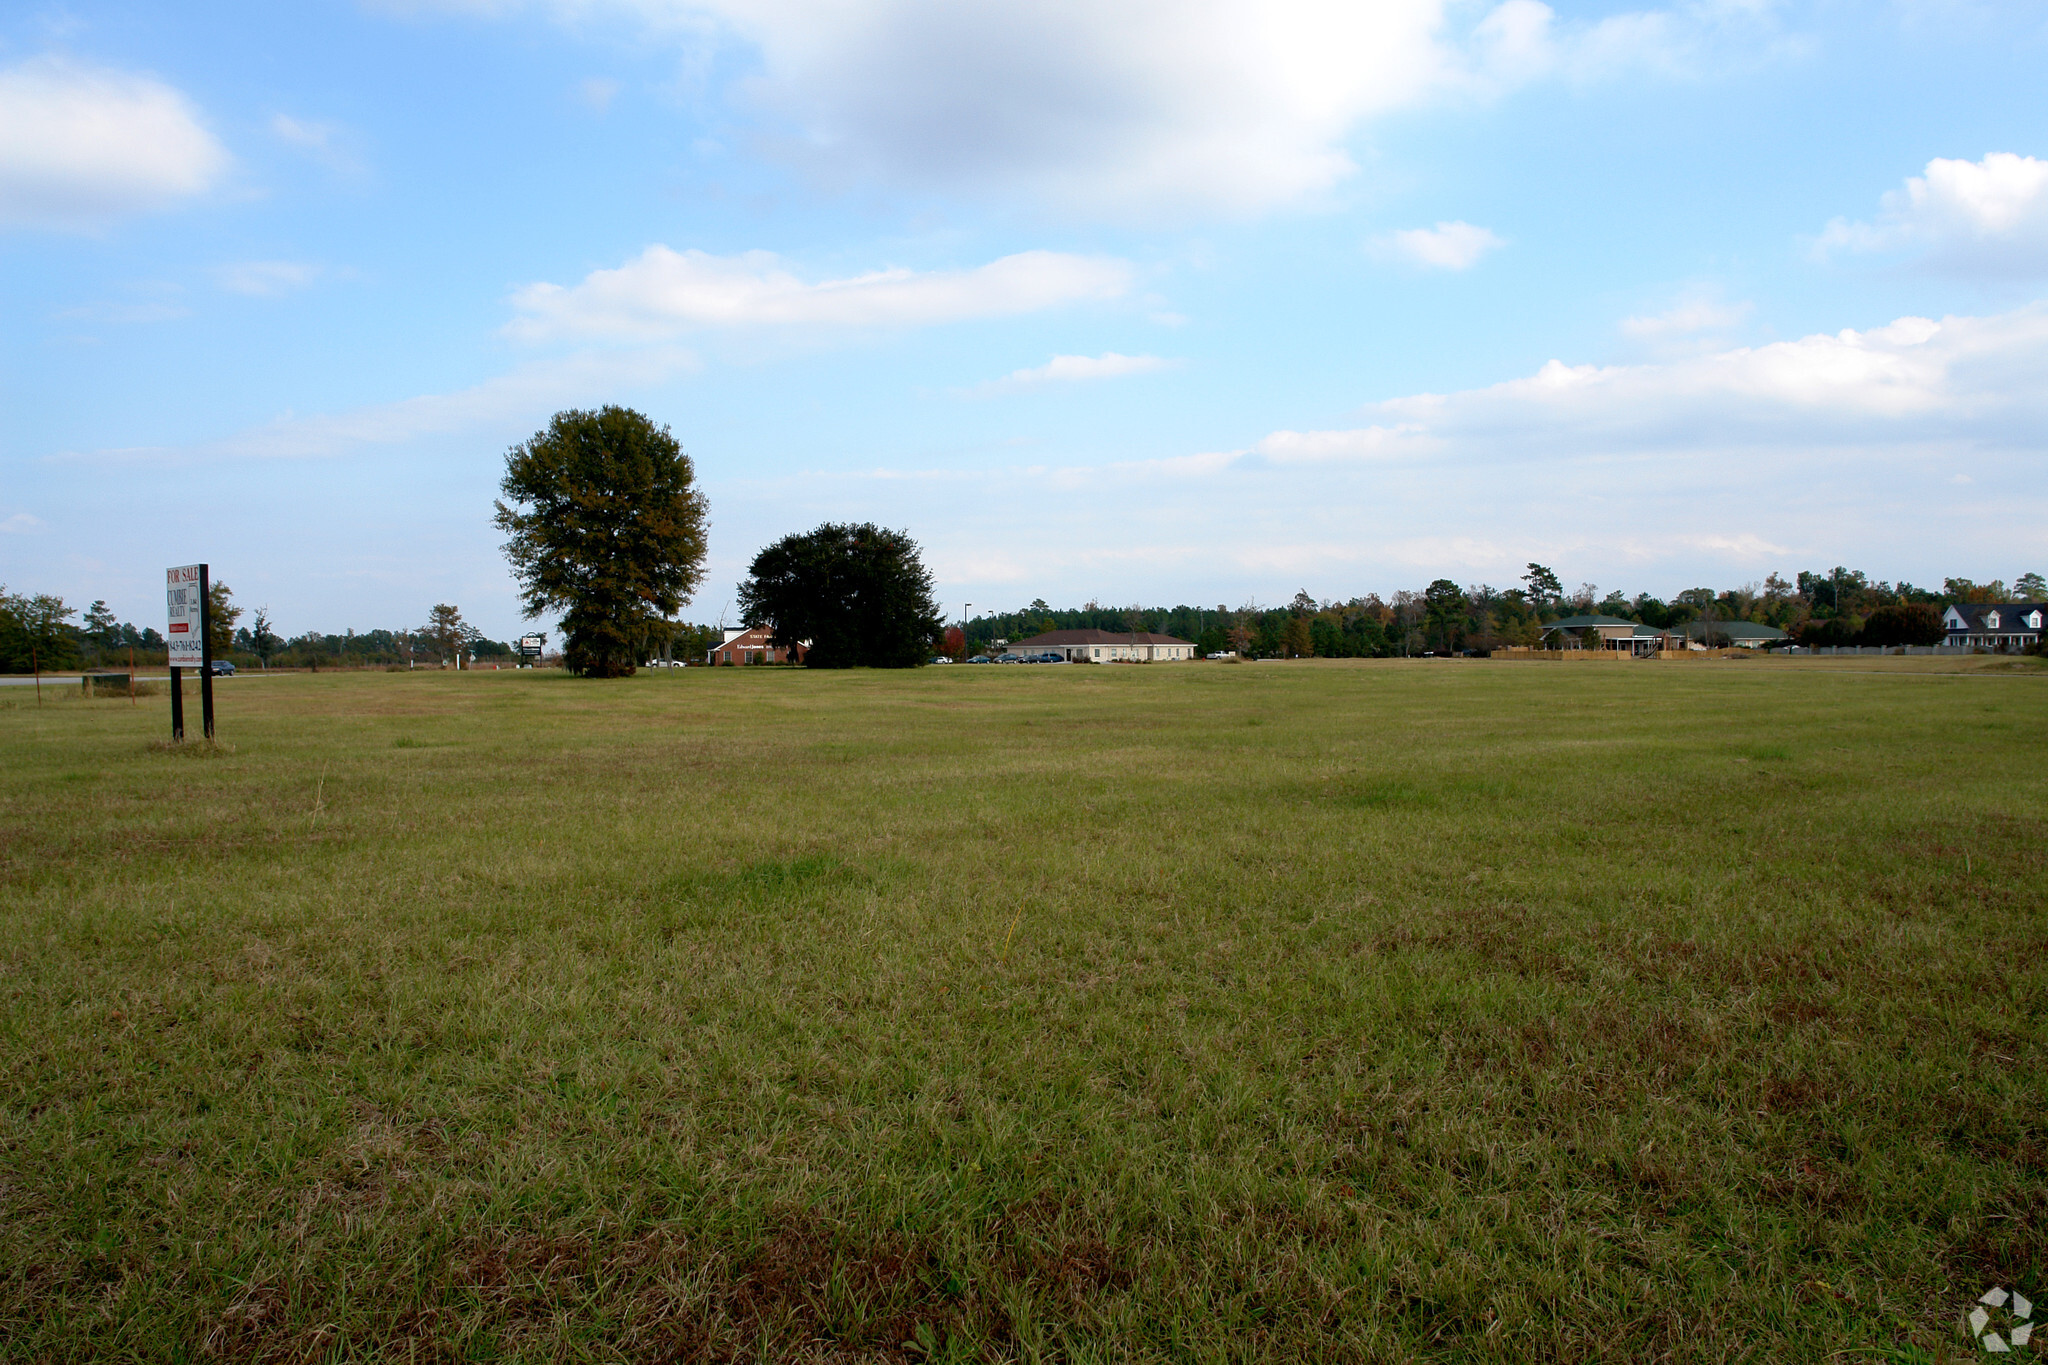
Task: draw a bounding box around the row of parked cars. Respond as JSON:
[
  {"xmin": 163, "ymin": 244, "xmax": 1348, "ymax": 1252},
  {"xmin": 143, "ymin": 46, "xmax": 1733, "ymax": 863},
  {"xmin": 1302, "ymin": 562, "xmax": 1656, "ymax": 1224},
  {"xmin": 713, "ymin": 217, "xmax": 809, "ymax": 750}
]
[{"xmin": 929, "ymin": 653, "xmax": 1072, "ymax": 665}]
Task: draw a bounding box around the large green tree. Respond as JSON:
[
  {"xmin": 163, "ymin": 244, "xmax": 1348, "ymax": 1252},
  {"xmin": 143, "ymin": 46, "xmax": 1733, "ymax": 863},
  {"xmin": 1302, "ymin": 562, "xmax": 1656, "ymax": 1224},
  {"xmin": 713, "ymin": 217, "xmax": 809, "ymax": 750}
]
[
  {"xmin": 494, "ymin": 407, "xmax": 710, "ymax": 678},
  {"xmin": 0, "ymin": 587, "xmax": 77, "ymax": 672},
  {"xmin": 207, "ymin": 581, "xmax": 242, "ymax": 658},
  {"xmin": 1862, "ymin": 602, "xmax": 1944, "ymax": 647},
  {"xmin": 421, "ymin": 603, "xmax": 469, "ymax": 666},
  {"xmin": 1423, "ymin": 579, "xmax": 1469, "ymax": 651},
  {"xmin": 737, "ymin": 522, "xmax": 942, "ymax": 668}
]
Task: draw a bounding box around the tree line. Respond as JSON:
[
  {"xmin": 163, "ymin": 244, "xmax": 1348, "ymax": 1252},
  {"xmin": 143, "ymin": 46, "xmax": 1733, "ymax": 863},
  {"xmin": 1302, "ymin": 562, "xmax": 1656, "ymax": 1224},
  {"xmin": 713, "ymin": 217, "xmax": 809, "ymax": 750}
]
[
  {"xmin": 11, "ymin": 401, "xmax": 2043, "ymax": 675},
  {"xmin": 0, "ymin": 581, "xmax": 537, "ymax": 674},
  {"xmin": 958, "ymin": 564, "xmax": 2048, "ymax": 659}
]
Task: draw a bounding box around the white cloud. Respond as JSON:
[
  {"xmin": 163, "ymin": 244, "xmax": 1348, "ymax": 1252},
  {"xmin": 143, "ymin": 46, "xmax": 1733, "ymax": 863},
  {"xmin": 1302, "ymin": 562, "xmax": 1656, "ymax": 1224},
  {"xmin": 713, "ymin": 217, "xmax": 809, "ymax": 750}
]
[
  {"xmin": 971, "ymin": 351, "xmax": 1173, "ymax": 394},
  {"xmin": 54, "ymin": 298, "xmax": 190, "ymax": 325},
  {"xmin": 0, "ymin": 57, "xmax": 229, "ymax": 228},
  {"xmin": 507, "ymin": 246, "xmax": 1133, "ymax": 340},
  {"xmin": 1817, "ymin": 153, "xmax": 2048, "ymax": 276},
  {"xmin": 577, "ymin": 77, "xmax": 621, "ymax": 112},
  {"xmin": 0, "ymin": 512, "xmax": 44, "ymax": 535},
  {"xmin": 1377, "ymin": 311, "xmax": 2022, "ymax": 428},
  {"xmin": 1369, "ymin": 220, "xmax": 1505, "ymax": 270},
  {"xmin": 214, "ymin": 261, "xmax": 324, "ymax": 296},
  {"xmin": 1620, "ymin": 293, "xmax": 1752, "ymax": 338},
  {"xmin": 271, "ymin": 114, "xmax": 368, "ymax": 176},
  {"xmin": 710, "ymin": 301, "xmax": 2048, "ymax": 603},
  {"xmin": 383, "ymin": 0, "xmax": 1787, "ymax": 218},
  {"xmin": 72, "ymin": 347, "xmax": 700, "ymax": 461}
]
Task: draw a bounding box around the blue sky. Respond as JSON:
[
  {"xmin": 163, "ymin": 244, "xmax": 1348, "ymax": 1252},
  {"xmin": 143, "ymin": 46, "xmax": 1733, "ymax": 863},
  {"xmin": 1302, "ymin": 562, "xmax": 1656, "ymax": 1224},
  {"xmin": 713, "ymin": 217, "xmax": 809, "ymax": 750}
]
[{"xmin": 3, "ymin": 0, "xmax": 2045, "ymax": 641}]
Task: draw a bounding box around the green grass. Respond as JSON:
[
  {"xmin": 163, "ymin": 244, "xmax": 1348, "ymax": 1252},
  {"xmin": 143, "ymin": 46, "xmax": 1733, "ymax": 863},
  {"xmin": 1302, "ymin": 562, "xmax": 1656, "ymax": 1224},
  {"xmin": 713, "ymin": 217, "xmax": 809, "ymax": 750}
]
[{"xmin": 2, "ymin": 658, "xmax": 2044, "ymax": 1361}]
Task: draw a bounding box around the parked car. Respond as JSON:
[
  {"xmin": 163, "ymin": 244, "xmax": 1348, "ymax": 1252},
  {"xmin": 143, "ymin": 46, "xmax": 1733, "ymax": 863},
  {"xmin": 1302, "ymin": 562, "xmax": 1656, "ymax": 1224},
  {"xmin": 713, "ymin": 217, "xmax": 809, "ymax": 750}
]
[
  {"xmin": 1038, "ymin": 653, "xmax": 1068, "ymax": 664},
  {"xmin": 996, "ymin": 653, "xmax": 1023, "ymax": 664},
  {"xmin": 209, "ymin": 660, "xmax": 236, "ymax": 676},
  {"xmin": 1206, "ymin": 651, "xmax": 1232, "ymax": 660},
  {"xmin": 968, "ymin": 655, "xmax": 993, "ymax": 664},
  {"xmin": 930, "ymin": 656, "xmax": 953, "ymax": 664}
]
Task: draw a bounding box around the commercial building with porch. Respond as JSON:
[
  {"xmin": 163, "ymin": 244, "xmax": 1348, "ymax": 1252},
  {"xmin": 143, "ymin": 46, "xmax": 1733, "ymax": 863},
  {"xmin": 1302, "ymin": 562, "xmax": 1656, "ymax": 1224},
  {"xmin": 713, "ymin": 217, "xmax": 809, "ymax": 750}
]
[
  {"xmin": 1006, "ymin": 629, "xmax": 1198, "ymax": 662},
  {"xmin": 1540, "ymin": 615, "xmax": 1787, "ymax": 653}
]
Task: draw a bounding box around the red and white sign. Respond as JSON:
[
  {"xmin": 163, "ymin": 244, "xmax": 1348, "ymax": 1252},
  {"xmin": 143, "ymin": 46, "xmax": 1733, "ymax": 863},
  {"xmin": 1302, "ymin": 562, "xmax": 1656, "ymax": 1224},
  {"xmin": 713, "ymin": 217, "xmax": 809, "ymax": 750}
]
[{"xmin": 166, "ymin": 564, "xmax": 205, "ymax": 666}]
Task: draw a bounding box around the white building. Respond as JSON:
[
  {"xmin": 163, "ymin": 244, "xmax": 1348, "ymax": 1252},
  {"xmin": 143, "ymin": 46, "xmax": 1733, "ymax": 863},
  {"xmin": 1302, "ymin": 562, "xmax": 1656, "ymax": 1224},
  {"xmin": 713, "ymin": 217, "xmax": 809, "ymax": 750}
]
[
  {"xmin": 1006, "ymin": 629, "xmax": 1198, "ymax": 662},
  {"xmin": 1942, "ymin": 602, "xmax": 2045, "ymax": 651}
]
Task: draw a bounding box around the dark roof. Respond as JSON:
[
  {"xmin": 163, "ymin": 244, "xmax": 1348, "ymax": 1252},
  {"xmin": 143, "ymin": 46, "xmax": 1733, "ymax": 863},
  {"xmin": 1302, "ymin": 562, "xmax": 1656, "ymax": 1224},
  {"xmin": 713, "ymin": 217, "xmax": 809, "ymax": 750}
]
[
  {"xmin": 1944, "ymin": 602, "xmax": 2046, "ymax": 631},
  {"xmin": 1542, "ymin": 615, "xmax": 1639, "ymax": 630},
  {"xmin": 1668, "ymin": 619, "xmax": 1788, "ymax": 641},
  {"xmin": 1009, "ymin": 629, "xmax": 1195, "ymax": 648}
]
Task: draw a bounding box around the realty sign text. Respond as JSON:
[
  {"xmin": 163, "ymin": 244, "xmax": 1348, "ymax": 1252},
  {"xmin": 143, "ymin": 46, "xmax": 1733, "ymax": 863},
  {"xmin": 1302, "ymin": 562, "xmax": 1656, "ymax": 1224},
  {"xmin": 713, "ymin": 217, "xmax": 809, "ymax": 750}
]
[{"xmin": 166, "ymin": 564, "xmax": 205, "ymax": 666}]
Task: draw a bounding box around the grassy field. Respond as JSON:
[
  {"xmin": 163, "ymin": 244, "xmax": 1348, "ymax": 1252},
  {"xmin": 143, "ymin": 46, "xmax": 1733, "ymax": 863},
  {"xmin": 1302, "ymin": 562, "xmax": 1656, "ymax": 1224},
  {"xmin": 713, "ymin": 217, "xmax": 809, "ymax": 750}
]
[{"xmin": 2, "ymin": 657, "xmax": 2043, "ymax": 1362}]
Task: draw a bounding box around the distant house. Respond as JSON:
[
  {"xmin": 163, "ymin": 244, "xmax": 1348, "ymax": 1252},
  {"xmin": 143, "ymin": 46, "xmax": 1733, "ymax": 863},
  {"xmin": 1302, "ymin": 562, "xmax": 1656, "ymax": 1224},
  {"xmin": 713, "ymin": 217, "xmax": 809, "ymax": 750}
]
[
  {"xmin": 1540, "ymin": 614, "xmax": 1786, "ymax": 654},
  {"xmin": 707, "ymin": 625, "xmax": 806, "ymax": 666},
  {"xmin": 1663, "ymin": 619, "xmax": 1789, "ymax": 649},
  {"xmin": 1539, "ymin": 615, "xmax": 1646, "ymax": 651},
  {"xmin": 1007, "ymin": 629, "xmax": 1198, "ymax": 662},
  {"xmin": 1942, "ymin": 602, "xmax": 2045, "ymax": 650}
]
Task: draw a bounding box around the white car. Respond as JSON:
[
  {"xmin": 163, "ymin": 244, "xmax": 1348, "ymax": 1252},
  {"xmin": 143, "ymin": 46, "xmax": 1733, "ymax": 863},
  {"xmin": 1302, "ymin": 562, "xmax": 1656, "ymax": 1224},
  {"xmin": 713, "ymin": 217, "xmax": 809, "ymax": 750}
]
[{"xmin": 930, "ymin": 655, "xmax": 954, "ymax": 664}]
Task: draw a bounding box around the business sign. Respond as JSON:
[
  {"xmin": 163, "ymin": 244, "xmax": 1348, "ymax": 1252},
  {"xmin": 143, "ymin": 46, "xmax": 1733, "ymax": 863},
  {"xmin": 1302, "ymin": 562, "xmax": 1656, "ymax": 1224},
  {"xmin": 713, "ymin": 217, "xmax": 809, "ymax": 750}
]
[
  {"xmin": 518, "ymin": 634, "xmax": 545, "ymax": 658},
  {"xmin": 166, "ymin": 564, "xmax": 205, "ymax": 667}
]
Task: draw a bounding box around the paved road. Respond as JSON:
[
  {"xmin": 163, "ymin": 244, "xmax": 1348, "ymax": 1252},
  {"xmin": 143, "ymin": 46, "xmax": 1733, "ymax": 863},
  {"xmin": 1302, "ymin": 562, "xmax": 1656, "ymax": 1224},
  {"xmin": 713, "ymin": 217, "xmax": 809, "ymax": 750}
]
[{"xmin": 0, "ymin": 673, "xmax": 280, "ymax": 686}]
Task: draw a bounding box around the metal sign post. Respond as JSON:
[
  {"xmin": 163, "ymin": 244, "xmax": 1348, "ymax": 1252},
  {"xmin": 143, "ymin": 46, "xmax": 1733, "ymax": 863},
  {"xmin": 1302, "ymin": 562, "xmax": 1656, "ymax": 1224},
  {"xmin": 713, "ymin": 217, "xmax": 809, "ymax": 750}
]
[
  {"xmin": 199, "ymin": 564, "xmax": 215, "ymax": 739},
  {"xmin": 166, "ymin": 563, "xmax": 211, "ymax": 741}
]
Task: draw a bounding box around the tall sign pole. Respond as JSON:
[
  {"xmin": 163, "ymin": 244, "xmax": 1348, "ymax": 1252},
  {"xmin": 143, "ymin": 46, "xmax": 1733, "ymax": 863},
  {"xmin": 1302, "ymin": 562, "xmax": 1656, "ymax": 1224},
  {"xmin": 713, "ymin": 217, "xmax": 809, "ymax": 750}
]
[
  {"xmin": 166, "ymin": 564, "xmax": 208, "ymax": 741},
  {"xmin": 198, "ymin": 564, "xmax": 215, "ymax": 739}
]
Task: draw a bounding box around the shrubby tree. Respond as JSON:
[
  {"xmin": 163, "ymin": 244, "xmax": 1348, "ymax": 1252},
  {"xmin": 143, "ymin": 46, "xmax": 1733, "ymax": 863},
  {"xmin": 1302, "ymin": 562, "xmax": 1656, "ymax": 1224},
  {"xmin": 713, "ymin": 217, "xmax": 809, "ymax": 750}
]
[
  {"xmin": 2014, "ymin": 572, "xmax": 2046, "ymax": 600},
  {"xmin": 1862, "ymin": 602, "xmax": 1944, "ymax": 647},
  {"xmin": 0, "ymin": 587, "xmax": 77, "ymax": 672},
  {"xmin": 737, "ymin": 522, "xmax": 942, "ymax": 668},
  {"xmin": 495, "ymin": 407, "xmax": 710, "ymax": 678},
  {"xmin": 1942, "ymin": 576, "xmax": 2005, "ymax": 604},
  {"xmin": 1423, "ymin": 579, "xmax": 1468, "ymax": 651},
  {"xmin": 1282, "ymin": 615, "xmax": 1312, "ymax": 657},
  {"xmin": 422, "ymin": 603, "xmax": 469, "ymax": 666},
  {"xmin": 249, "ymin": 607, "xmax": 279, "ymax": 666},
  {"xmin": 207, "ymin": 582, "xmax": 241, "ymax": 658}
]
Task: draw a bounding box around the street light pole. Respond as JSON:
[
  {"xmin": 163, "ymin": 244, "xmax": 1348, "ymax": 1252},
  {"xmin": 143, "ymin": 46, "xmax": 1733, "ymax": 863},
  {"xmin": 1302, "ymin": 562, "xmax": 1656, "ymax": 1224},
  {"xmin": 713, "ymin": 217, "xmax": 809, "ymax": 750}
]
[{"xmin": 963, "ymin": 603, "xmax": 971, "ymax": 657}]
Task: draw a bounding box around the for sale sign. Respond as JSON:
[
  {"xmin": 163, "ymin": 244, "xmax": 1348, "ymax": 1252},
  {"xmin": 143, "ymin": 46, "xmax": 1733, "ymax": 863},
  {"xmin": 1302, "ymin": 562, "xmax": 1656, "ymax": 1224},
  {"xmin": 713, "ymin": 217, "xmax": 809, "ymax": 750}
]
[{"xmin": 166, "ymin": 564, "xmax": 205, "ymax": 666}]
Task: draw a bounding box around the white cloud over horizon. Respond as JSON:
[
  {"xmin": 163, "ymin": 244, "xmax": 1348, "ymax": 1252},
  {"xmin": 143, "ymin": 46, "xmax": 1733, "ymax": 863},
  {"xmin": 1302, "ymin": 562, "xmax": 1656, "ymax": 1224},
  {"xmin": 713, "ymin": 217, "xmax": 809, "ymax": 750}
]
[
  {"xmin": 506, "ymin": 246, "xmax": 1134, "ymax": 340},
  {"xmin": 1370, "ymin": 220, "xmax": 1505, "ymax": 270},
  {"xmin": 64, "ymin": 346, "xmax": 701, "ymax": 462},
  {"xmin": 385, "ymin": 0, "xmax": 1788, "ymax": 219},
  {"xmin": 0, "ymin": 57, "xmax": 230, "ymax": 228},
  {"xmin": 1818, "ymin": 152, "xmax": 2048, "ymax": 276},
  {"xmin": 710, "ymin": 299, "xmax": 2048, "ymax": 600},
  {"xmin": 969, "ymin": 351, "xmax": 1174, "ymax": 395},
  {"xmin": 91, "ymin": 298, "xmax": 2043, "ymax": 609}
]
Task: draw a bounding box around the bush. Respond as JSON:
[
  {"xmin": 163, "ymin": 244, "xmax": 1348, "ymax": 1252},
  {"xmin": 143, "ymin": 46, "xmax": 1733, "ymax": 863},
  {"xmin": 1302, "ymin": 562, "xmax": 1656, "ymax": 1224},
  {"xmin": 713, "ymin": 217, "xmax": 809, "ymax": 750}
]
[{"xmin": 1862, "ymin": 602, "xmax": 1944, "ymax": 647}]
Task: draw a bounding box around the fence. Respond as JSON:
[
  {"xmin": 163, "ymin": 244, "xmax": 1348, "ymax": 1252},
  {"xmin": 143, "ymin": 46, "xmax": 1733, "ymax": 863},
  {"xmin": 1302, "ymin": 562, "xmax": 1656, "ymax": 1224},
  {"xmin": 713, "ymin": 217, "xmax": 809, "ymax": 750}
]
[
  {"xmin": 1491, "ymin": 647, "xmax": 1751, "ymax": 661},
  {"xmin": 1495, "ymin": 644, "xmax": 1982, "ymax": 660}
]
